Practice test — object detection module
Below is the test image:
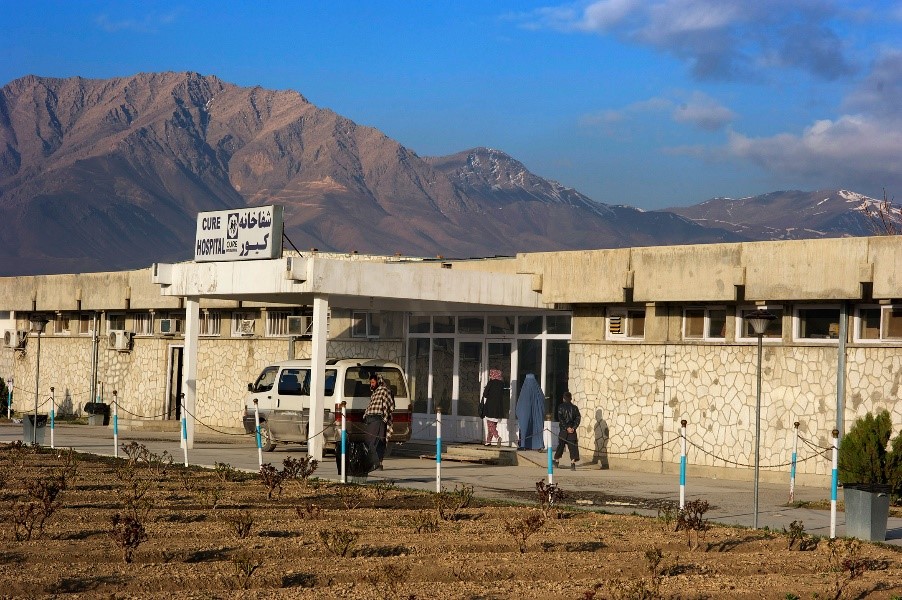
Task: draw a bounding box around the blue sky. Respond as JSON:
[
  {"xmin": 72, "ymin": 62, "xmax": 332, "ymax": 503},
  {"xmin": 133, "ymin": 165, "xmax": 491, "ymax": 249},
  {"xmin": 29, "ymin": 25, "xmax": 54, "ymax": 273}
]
[{"xmin": 2, "ymin": 0, "xmax": 901, "ymax": 209}]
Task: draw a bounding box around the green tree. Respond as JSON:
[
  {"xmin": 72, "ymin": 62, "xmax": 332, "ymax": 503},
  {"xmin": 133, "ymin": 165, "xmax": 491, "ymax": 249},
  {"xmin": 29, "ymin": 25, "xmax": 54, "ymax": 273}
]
[{"xmin": 838, "ymin": 410, "xmax": 894, "ymax": 485}]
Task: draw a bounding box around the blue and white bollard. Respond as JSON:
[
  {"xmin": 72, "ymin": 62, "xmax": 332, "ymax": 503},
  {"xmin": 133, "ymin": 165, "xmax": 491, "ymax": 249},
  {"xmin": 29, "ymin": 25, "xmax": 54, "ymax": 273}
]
[
  {"xmin": 830, "ymin": 428, "xmax": 839, "ymax": 538},
  {"xmin": 49, "ymin": 387, "xmax": 56, "ymax": 449},
  {"xmin": 179, "ymin": 393, "xmax": 189, "ymax": 467},
  {"xmin": 436, "ymin": 408, "xmax": 442, "ymax": 493},
  {"xmin": 546, "ymin": 425, "xmax": 554, "ymax": 485},
  {"xmin": 112, "ymin": 390, "xmax": 119, "ymax": 458},
  {"xmin": 680, "ymin": 419, "xmax": 687, "ymax": 510},
  {"xmin": 253, "ymin": 399, "xmax": 262, "ymax": 469},
  {"xmin": 340, "ymin": 401, "xmax": 347, "ymax": 484},
  {"xmin": 789, "ymin": 421, "xmax": 800, "ymax": 503}
]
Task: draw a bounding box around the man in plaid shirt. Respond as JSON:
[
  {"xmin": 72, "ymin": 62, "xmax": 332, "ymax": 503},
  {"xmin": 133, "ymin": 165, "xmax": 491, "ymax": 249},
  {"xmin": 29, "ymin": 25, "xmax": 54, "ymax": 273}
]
[{"xmin": 364, "ymin": 373, "xmax": 394, "ymax": 471}]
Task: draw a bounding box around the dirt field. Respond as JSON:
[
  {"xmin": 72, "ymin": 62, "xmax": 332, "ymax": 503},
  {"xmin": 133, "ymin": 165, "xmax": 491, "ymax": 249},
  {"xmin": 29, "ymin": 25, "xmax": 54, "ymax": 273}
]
[{"xmin": 1, "ymin": 442, "xmax": 901, "ymax": 600}]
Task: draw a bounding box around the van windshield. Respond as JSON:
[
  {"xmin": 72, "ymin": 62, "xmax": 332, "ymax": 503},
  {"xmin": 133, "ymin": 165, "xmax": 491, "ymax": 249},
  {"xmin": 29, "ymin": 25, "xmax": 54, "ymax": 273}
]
[
  {"xmin": 344, "ymin": 367, "xmax": 407, "ymax": 399},
  {"xmin": 253, "ymin": 367, "xmax": 278, "ymax": 392}
]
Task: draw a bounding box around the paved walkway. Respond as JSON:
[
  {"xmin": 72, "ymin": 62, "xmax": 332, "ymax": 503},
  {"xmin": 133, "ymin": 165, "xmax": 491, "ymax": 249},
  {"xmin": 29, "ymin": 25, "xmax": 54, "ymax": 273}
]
[{"xmin": 2, "ymin": 422, "xmax": 900, "ymax": 545}]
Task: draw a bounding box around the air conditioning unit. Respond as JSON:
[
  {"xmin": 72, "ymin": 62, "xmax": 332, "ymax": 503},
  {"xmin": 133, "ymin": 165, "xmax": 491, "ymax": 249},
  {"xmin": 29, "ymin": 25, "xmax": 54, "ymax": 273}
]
[
  {"xmin": 159, "ymin": 318, "xmax": 179, "ymax": 336},
  {"xmin": 237, "ymin": 319, "xmax": 255, "ymax": 336},
  {"xmin": 108, "ymin": 330, "xmax": 132, "ymax": 351},
  {"xmin": 3, "ymin": 329, "xmax": 27, "ymax": 349},
  {"xmin": 287, "ymin": 315, "xmax": 312, "ymax": 337}
]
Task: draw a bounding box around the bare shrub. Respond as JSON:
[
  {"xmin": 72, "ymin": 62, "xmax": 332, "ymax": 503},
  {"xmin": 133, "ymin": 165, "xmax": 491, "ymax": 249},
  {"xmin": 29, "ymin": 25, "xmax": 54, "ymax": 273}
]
[
  {"xmin": 295, "ymin": 502, "xmax": 322, "ymax": 520},
  {"xmin": 108, "ymin": 513, "xmax": 148, "ymax": 563},
  {"xmin": 318, "ymin": 528, "xmax": 360, "ymax": 557},
  {"xmin": 370, "ymin": 479, "xmax": 396, "ymax": 500},
  {"xmin": 214, "ymin": 462, "xmax": 239, "ymax": 483},
  {"xmin": 407, "ymin": 510, "xmax": 439, "ymax": 534},
  {"xmin": 338, "ymin": 484, "xmax": 363, "ymax": 510},
  {"xmin": 221, "ymin": 510, "xmax": 254, "ymax": 539},
  {"xmin": 364, "ymin": 562, "xmax": 411, "ymax": 600},
  {"xmin": 828, "ymin": 538, "xmax": 882, "ymax": 600},
  {"xmin": 259, "ymin": 463, "xmax": 285, "ymax": 499},
  {"xmin": 535, "ymin": 480, "xmax": 566, "ymax": 517},
  {"xmin": 675, "ymin": 499, "xmax": 709, "ymax": 549},
  {"xmin": 434, "ymin": 484, "xmax": 474, "ymax": 521},
  {"xmin": 503, "ymin": 512, "xmax": 545, "ymax": 553},
  {"xmin": 282, "ymin": 456, "xmax": 318, "ymax": 484},
  {"xmin": 230, "ymin": 549, "xmax": 261, "ymax": 590},
  {"xmin": 13, "ymin": 474, "xmax": 66, "ymax": 540}
]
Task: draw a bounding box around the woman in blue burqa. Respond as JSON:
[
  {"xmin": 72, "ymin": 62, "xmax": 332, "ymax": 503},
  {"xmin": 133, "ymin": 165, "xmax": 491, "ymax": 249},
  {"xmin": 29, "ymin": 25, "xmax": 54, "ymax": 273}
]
[{"xmin": 516, "ymin": 373, "xmax": 545, "ymax": 450}]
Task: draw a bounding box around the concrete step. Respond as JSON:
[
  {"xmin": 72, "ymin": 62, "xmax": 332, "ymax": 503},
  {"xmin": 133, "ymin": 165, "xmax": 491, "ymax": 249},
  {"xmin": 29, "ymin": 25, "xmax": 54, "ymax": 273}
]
[{"xmin": 393, "ymin": 440, "xmax": 529, "ymax": 466}]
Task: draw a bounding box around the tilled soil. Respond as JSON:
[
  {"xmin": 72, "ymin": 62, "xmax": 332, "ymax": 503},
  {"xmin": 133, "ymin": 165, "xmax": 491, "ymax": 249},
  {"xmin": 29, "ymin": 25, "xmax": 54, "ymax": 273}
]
[{"xmin": 1, "ymin": 442, "xmax": 900, "ymax": 600}]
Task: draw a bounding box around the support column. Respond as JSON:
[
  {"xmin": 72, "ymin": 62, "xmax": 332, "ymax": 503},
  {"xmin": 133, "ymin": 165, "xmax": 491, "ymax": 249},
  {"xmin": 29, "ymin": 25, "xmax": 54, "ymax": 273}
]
[
  {"xmin": 307, "ymin": 294, "xmax": 329, "ymax": 461},
  {"xmin": 183, "ymin": 296, "xmax": 199, "ymax": 449}
]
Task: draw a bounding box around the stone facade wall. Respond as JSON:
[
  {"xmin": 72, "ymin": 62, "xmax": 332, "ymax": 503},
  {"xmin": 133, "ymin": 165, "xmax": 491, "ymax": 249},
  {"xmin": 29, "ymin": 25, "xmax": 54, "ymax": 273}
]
[
  {"xmin": 570, "ymin": 341, "xmax": 902, "ymax": 484},
  {"xmin": 9, "ymin": 335, "xmax": 404, "ymax": 432}
]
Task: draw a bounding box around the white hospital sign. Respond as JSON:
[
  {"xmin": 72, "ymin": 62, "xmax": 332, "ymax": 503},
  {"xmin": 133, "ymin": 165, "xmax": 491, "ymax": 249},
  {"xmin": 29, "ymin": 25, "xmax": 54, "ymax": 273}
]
[{"xmin": 194, "ymin": 205, "xmax": 283, "ymax": 262}]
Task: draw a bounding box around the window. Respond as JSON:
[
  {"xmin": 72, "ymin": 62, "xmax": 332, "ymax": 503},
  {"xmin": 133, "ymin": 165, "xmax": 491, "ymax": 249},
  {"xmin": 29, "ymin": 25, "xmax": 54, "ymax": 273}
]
[
  {"xmin": 737, "ymin": 307, "xmax": 784, "ymax": 340},
  {"xmin": 266, "ymin": 311, "xmax": 291, "ymax": 337},
  {"xmin": 518, "ymin": 316, "xmax": 543, "ymax": 335},
  {"xmin": 683, "ymin": 307, "xmax": 726, "ymax": 340},
  {"xmin": 77, "ymin": 314, "xmax": 95, "ymax": 335},
  {"xmin": 54, "ymin": 313, "xmax": 71, "ymax": 335},
  {"xmin": 159, "ymin": 312, "xmax": 184, "ymax": 335},
  {"xmin": 487, "ymin": 315, "xmax": 514, "ymax": 334},
  {"xmin": 457, "ymin": 316, "xmax": 484, "ymax": 334},
  {"xmin": 199, "ymin": 311, "xmax": 221, "ymax": 337},
  {"xmin": 855, "ymin": 306, "xmax": 902, "ymax": 341},
  {"xmin": 546, "ymin": 315, "xmax": 571, "ymax": 335},
  {"xmin": 796, "ymin": 306, "xmax": 841, "ymax": 340},
  {"xmin": 408, "ymin": 315, "xmax": 431, "ymax": 333},
  {"xmin": 351, "ymin": 312, "xmax": 380, "ymax": 338},
  {"xmin": 607, "ymin": 309, "xmax": 645, "ymax": 340},
  {"xmin": 232, "ymin": 311, "xmax": 256, "ymax": 336},
  {"xmin": 107, "ymin": 314, "xmax": 126, "ymax": 332},
  {"xmin": 132, "ymin": 312, "xmax": 153, "ymax": 336}
]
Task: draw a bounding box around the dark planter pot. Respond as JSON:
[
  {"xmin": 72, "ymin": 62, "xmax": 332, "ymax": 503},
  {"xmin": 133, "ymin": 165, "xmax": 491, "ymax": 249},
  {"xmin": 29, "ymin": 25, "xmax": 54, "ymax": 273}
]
[
  {"xmin": 22, "ymin": 414, "xmax": 48, "ymax": 445},
  {"xmin": 843, "ymin": 483, "xmax": 891, "ymax": 542},
  {"xmin": 83, "ymin": 402, "xmax": 111, "ymax": 426}
]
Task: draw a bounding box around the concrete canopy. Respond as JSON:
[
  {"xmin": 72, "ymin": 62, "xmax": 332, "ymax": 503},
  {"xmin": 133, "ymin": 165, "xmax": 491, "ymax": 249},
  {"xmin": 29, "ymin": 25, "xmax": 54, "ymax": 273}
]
[{"xmin": 152, "ymin": 255, "xmax": 549, "ymax": 461}]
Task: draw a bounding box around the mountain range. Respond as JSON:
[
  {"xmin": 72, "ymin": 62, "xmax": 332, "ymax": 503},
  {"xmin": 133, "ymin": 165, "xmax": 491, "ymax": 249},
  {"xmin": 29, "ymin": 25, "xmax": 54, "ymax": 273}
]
[{"xmin": 0, "ymin": 72, "xmax": 893, "ymax": 277}]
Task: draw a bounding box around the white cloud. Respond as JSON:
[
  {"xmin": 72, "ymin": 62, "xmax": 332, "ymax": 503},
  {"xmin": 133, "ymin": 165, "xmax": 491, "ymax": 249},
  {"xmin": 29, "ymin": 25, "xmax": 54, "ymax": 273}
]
[
  {"xmin": 583, "ymin": 91, "xmax": 733, "ymax": 132},
  {"xmin": 95, "ymin": 10, "xmax": 180, "ymax": 33},
  {"xmin": 722, "ymin": 49, "xmax": 902, "ymax": 191},
  {"xmin": 529, "ymin": 0, "xmax": 856, "ymax": 80},
  {"xmin": 727, "ymin": 115, "xmax": 902, "ymax": 191},
  {"xmin": 672, "ymin": 91, "xmax": 735, "ymax": 130}
]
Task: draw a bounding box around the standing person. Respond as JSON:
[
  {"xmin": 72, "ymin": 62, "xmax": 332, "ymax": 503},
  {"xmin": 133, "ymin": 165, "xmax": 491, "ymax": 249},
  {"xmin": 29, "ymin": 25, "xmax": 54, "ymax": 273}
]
[
  {"xmin": 553, "ymin": 392, "xmax": 581, "ymax": 470},
  {"xmin": 480, "ymin": 368, "xmax": 506, "ymax": 446},
  {"xmin": 515, "ymin": 373, "xmax": 545, "ymax": 450},
  {"xmin": 363, "ymin": 373, "xmax": 394, "ymax": 472}
]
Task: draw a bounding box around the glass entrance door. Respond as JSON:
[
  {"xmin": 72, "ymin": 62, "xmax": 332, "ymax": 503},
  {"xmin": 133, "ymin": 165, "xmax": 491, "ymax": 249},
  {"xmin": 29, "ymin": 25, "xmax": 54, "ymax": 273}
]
[
  {"xmin": 486, "ymin": 341, "xmax": 513, "ymax": 417},
  {"xmin": 457, "ymin": 341, "xmax": 483, "ymax": 417}
]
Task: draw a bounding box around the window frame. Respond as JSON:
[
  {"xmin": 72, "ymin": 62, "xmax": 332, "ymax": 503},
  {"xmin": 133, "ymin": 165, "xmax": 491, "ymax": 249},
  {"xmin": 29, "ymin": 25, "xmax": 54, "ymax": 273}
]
[
  {"xmin": 199, "ymin": 311, "xmax": 222, "ymax": 337},
  {"xmin": 107, "ymin": 313, "xmax": 126, "ymax": 333},
  {"xmin": 682, "ymin": 306, "xmax": 727, "ymax": 341},
  {"xmin": 793, "ymin": 304, "xmax": 842, "ymax": 342},
  {"xmin": 853, "ymin": 304, "xmax": 902, "ymax": 343},
  {"xmin": 232, "ymin": 311, "xmax": 257, "ymax": 337},
  {"xmin": 266, "ymin": 310, "xmax": 292, "ymax": 338},
  {"xmin": 606, "ymin": 308, "xmax": 646, "ymax": 341},
  {"xmin": 735, "ymin": 305, "xmax": 784, "ymax": 342},
  {"xmin": 351, "ymin": 311, "xmax": 381, "ymax": 338},
  {"xmin": 132, "ymin": 312, "xmax": 153, "ymax": 337}
]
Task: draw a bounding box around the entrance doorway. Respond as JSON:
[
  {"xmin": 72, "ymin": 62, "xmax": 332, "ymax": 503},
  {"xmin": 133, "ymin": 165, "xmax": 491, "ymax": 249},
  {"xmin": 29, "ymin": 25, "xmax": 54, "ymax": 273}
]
[{"xmin": 166, "ymin": 346, "xmax": 183, "ymax": 420}]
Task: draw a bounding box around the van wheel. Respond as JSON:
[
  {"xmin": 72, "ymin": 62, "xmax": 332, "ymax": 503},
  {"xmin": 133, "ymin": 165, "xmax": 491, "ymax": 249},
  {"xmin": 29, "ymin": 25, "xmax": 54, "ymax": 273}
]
[{"xmin": 260, "ymin": 423, "xmax": 277, "ymax": 452}]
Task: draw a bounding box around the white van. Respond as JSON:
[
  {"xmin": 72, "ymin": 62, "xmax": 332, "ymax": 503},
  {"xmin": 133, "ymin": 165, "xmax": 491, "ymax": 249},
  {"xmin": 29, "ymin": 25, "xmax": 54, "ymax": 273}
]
[{"xmin": 241, "ymin": 358, "xmax": 411, "ymax": 452}]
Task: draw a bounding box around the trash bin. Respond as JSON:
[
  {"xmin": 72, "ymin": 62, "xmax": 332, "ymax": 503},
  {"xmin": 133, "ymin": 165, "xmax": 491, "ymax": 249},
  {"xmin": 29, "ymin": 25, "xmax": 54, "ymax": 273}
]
[
  {"xmin": 84, "ymin": 402, "xmax": 111, "ymax": 426},
  {"xmin": 843, "ymin": 484, "xmax": 891, "ymax": 541},
  {"xmin": 22, "ymin": 414, "xmax": 48, "ymax": 445}
]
